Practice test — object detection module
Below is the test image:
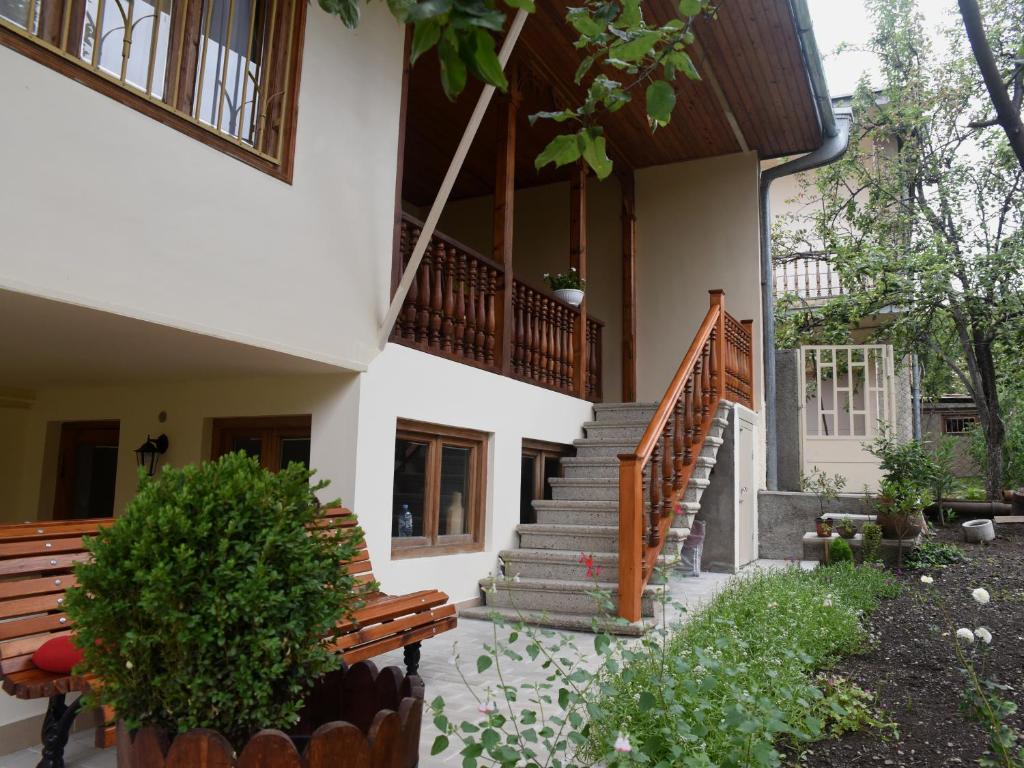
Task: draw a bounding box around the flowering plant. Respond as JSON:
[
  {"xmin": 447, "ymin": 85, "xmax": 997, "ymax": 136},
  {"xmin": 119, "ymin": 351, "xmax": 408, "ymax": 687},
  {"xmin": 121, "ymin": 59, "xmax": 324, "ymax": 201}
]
[{"xmin": 543, "ymin": 267, "xmax": 586, "ymax": 291}]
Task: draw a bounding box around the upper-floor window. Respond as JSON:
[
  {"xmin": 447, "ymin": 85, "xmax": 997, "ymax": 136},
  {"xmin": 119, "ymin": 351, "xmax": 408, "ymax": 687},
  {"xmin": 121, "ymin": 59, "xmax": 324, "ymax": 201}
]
[{"xmin": 0, "ymin": 0, "xmax": 304, "ymax": 179}]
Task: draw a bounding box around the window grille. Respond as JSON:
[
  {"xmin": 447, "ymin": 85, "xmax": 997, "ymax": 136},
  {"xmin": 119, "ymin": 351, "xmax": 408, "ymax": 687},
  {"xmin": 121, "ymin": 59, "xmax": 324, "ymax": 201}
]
[
  {"xmin": 943, "ymin": 415, "xmax": 977, "ymax": 435},
  {"xmin": 0, "ymin": 0, "xmax": 302, "ymax": 169}
]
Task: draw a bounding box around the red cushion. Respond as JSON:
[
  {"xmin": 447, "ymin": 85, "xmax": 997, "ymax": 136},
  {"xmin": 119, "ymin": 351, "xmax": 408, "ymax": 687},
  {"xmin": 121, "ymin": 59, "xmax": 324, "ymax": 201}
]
[{"xmin": 32, "ymin": 635, "xmax": 84, "ymax": 674}]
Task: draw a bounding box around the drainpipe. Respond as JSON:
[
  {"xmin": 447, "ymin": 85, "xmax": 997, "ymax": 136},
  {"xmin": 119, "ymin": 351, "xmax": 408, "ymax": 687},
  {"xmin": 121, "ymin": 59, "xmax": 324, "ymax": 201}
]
[
  {"xmin": 912, "ymin": 353, "xmax": 923, "ymax": 441},
  {"xmin": 761, "ymin": 0, "xmax": 852, "ymax": 490}
]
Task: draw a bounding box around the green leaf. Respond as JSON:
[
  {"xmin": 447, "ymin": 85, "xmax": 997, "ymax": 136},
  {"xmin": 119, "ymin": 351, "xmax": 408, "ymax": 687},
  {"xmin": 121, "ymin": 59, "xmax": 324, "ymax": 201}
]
[
  {"xmin": 410, "ymin": 20, "xmax": 442, "ymax": 64},
  {"xmin": 678, "ymin": 0, "xmax": 702, "ymax": 15},
  {"xmin": 618, "ymin": 0, "xmax": 641, "ymax": 27},
  {"xmin": 646, "ymin": 79, "xmax": 676, "ymax": 126},
  {"xmin": 504, "ymin": 0, "xmax": 535, "ymax": 10},
  {"xmin": 574, "ymin": 54, "xmax": 596, "ymax": 84},
  {"xmin": 318, "ymin": 0, "xmax": 360, "ymax": 28},
  {"xmin": 405, "ymin": 0, "xmax": 452, "ymax": 22},
  {"xmin": 558, "ymin": 687, "xmax": 570, "ymax": 710},
  {"xmin": 639, "ymin": 690, "xmax": 656, "ymax": 711},
  {"xmin": 477, "ymin": 654, "xmax": 493, "ymax": 673},
  {"xmin": 469, "ymin": 28, "xmax": 508, "ymax": 91},
  {"xmin": 594, "ymin": 633, "xmax": 611, "ymax": 655},
  {"xmin": 431, "ymin": 735, "xmax": 450, "ymax": 756},
  {"xmin": 535, "ymin": 133, "xmax": 582, "ymax": 171},
  {"xmin": 438, "ymin": 30, "xmax": 468, "ymax": 99},
  {"xmin": 609, "ymin": 30, "xmax": 660, "ymax": 62},
  {"xmin": 566, "ymin": 8, "xmax": 603, "ymax": 37},
  {"xmin": 580, "ymin": 129, "xmax": 613, "ymax": 179}
]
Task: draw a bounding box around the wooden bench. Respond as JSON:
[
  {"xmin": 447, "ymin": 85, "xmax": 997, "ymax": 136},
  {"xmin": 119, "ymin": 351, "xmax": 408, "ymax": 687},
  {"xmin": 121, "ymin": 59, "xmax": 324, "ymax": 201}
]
[{"xmin": 0, "ymin": 509, "xmax": 456, "ymax": 765}]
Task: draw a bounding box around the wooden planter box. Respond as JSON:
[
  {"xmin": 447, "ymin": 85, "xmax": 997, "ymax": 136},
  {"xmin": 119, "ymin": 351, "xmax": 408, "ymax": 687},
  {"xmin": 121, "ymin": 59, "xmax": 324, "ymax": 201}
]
[{"xmin": 117, "ymin": 662, "xmax": 423, "ymax": 768}]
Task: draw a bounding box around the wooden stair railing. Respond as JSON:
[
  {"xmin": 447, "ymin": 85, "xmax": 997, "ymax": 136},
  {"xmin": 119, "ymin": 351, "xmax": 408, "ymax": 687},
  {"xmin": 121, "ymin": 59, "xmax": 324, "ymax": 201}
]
[{"xmin": 616, "ymin": 290, "xmax": 754, "ymax": 622}]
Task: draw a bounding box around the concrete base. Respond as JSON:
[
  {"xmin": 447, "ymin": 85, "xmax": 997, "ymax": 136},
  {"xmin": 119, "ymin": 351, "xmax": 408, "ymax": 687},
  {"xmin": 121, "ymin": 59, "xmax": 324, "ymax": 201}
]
[{"xmin": 758, "ymin": 490, "xmax": 873, "ymax": 560}]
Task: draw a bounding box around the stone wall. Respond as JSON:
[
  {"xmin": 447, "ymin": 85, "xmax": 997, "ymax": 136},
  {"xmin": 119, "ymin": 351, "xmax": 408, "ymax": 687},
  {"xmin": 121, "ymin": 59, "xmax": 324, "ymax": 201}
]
[
  {"xmin": 758, "ymin": 490, "xmax": 872, "ymax": 560},
  {"xmin": 775, "ymin": 349, "xmax": 803, "ymax": 492}
]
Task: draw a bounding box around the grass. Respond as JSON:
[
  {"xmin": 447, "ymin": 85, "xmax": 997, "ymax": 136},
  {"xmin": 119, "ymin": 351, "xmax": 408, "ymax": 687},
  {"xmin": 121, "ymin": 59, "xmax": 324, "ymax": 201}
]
[{"xmin": 586, "ymin": 564, "xmax": 899, "ymax": 766}]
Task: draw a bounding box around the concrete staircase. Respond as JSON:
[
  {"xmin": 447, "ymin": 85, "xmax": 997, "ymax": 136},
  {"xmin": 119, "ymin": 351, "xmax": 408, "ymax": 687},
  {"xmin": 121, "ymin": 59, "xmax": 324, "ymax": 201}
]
[{"xmin": 461, "ymin": 401, "xmax": 732, "ymax": 634}]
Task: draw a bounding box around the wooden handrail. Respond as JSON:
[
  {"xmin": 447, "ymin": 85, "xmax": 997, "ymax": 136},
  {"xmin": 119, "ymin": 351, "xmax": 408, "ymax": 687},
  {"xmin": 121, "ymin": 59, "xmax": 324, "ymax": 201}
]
[{"xmin": 617, "ymin": 290, "xmax": 753, "ymax": 622}]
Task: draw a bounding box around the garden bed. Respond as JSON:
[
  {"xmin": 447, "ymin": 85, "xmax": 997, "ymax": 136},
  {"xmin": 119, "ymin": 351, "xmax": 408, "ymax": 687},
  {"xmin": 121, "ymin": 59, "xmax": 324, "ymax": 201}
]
[{"xmin": 800, "ymin": 524, "xmax": 1024, "ymax": 767}]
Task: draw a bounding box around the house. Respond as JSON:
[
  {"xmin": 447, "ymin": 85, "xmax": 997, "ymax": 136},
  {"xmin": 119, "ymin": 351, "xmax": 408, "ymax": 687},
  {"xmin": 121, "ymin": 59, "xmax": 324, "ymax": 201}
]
[
  {"xmin": 922, "ymin": 394, "xmax": 982, "ymax": 478},
  {"xmin": 0, "ymin": 0, "xmax": 838, "ymax": 749}
]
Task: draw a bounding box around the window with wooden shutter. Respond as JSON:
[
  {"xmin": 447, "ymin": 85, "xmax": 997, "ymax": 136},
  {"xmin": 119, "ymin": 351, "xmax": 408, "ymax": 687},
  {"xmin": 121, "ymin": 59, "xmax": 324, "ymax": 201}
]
[{"xmin": 0, "ymin": 0, "xmax": 304, "ymax": 179}]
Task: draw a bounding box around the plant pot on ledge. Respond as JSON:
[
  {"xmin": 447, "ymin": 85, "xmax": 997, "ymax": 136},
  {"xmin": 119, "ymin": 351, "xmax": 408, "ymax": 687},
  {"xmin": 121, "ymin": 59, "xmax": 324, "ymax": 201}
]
[
  {"xmin": 554, "ymin": 288, "xmax": 584, "ymax": 307},
  {"xmin": 117, "ymin": 662, "xmax": 425, "ymax": 768},
  {"xmin": 876, "ymin": 510, "xmax": 926, "ymax": 540},
  {"xmin": 814, "ymin": 517, "xmax": 833, "ymax": 538}
]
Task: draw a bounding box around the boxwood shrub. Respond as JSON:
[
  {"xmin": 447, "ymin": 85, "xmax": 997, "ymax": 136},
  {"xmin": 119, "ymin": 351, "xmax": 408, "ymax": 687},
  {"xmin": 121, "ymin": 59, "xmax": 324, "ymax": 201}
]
[{"xmin": 65, "ymin": 453, "xmax": 363, "ymax": 747}]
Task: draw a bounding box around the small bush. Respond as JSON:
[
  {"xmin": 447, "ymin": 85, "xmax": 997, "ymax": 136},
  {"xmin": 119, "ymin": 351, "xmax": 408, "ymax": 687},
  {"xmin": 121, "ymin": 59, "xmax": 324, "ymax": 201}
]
[
  {"xmin": 829, "ymin": 537, "xmax": 855, "ymax": 564},
  {"xmin": 66, "ymin": 453, "xmax": 364, "ymax": 747},
  {"xmin": 905, "ymin": 539, "xmax": 966, "ymax": 569},
  {"xmin": 862, "ymin": 522, "xmax": 883, "ymax": 564}
]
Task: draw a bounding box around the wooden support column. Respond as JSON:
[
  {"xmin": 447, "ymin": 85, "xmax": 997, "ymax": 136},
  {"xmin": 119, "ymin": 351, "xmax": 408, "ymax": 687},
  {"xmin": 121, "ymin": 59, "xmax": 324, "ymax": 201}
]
[
  {"xmin": 495, "ymin": 68, "xmax": 519, "ymax": 374},
  {"xmin": 620, "ymin": 171, "xmax": 638, "ymax": 402},
  {"xmin": 570, "ymin": 162, "xmax": 588, "ymax": 397}
]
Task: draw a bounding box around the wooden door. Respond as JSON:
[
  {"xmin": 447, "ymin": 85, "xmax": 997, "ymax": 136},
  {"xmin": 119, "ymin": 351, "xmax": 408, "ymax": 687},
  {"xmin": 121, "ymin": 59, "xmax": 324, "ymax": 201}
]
[{"xmin": 53, "ymin": 421, "xmax": 120, "ymax": 520}]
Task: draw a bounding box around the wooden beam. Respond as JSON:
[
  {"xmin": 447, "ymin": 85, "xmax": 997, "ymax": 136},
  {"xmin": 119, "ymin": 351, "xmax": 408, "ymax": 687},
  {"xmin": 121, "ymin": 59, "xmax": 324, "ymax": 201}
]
[
  {"xmin": 495, "ymin": 68, "xmax": 519, "ymax": 374},
  {"xmin": 570, "ymin": 162, "xmax": 588, "ymax": 397},
  {"xmin": 620, "ymin": 171, "xmax": 637, "ymax": 402},
  {"xmin": 391, "ymin": 28, "xmax": 412, "ymax": 298}
]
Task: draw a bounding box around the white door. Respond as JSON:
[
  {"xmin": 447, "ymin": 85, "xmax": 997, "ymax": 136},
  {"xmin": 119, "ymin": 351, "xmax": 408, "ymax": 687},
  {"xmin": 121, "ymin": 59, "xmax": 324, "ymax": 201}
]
[{"xmin": 736, "ymin": 411, "xmax": 757, "ymax": 566}]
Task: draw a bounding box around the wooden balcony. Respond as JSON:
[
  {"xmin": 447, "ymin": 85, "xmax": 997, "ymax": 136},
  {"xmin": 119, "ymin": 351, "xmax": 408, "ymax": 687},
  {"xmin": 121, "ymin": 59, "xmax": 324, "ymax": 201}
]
[{"xmin": 390, "ymin": 214, "xmax": 604, "ymax": 401}]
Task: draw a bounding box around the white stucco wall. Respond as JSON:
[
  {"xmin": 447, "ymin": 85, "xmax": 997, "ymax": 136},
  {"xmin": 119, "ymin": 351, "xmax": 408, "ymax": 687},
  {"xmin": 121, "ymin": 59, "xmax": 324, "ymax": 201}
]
[
  {"xmin": 0, "ymin": 4, "xmax": 405, "ymax": 371},
  {"xmin": 433, "ymin": 177, "xmax": 624, "ymax": 402},
  {"xmin": 351, "ymin": 343, "xmax": 594, "ymax": 603},
  {"xmin": 635, "ymin": 151, "xmax": 763, "ymax": 405}
]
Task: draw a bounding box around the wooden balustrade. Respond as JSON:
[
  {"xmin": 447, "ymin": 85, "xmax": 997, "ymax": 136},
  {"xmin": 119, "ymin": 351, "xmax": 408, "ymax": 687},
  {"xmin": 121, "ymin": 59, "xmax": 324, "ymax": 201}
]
[
  {"xmin": 617, "ymin": 290, "xmax": 754, "ymax": 622},
  {"xmin": 392, "ymin": 214, "xmax": 604, "ymax": 400}
]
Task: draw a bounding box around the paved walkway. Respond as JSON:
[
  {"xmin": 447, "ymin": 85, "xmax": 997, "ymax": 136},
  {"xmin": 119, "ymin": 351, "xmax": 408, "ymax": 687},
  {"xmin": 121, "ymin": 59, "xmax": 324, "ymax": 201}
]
[{"xmin": 0, "ymin": 561, "xmax": 805, "ymax": 768}]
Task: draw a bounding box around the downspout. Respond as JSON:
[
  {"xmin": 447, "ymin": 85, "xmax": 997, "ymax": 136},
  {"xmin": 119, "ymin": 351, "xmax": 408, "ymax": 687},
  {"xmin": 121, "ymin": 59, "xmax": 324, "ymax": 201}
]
[{"xmin": 761, "ymin": 0, "xmax": 852, "ymax": 490}]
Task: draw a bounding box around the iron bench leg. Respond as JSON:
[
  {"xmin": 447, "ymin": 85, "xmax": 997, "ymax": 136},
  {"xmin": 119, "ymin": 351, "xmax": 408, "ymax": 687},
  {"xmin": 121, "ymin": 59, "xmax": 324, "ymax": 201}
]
[
  {"xmin": 403, "ymin": 642, "xmax": 421, "ymax": 677},
  {"xmin": 37, "ymin": 694, "xmax": 82, "ymax": 768}
]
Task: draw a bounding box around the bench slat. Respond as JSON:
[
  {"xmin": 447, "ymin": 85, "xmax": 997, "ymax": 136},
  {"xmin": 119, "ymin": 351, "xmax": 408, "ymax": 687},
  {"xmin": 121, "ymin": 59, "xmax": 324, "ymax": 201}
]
[
  {"xmin": 343, "ymin": 590, "xmax": 449, "ymax": 630},
  {"xmin": 0, "ymin": 552, "xmax": 89, "ymax": 578},
  {"xmin": 0, "ymin": 592, "xmax": 68, "ymax": 621},
  {"xmin": 0, "ymin": 537, "xmax": 91, "ymax": 559},
  {"xmin": 0, "ymin": 612, "xmax": 70, "ymax": 642},
  {"xmin": 332, "ymin": 603, "xmax": 456, "ymax": 652},
  {"xmin": 0, "ymin": 574, "xmax": 76, "ymax": 602},
  {"xmin": 340, "ymin": 614, "xmax": 459, "ymax": 666}
]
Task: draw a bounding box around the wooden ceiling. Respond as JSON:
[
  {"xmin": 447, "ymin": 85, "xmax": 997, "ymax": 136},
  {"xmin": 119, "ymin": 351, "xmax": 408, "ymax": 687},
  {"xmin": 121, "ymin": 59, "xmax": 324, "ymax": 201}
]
[{"xmin": 402, "ymin": 0, "xmax": 822, "ymax": 206}]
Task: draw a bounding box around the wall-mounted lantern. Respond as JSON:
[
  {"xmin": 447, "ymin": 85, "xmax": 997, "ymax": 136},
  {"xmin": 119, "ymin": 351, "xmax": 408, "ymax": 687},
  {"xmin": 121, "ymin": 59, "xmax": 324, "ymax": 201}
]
[{"xmin": 134, "ymin": 434, "xmax": 169, "ymax": 477}]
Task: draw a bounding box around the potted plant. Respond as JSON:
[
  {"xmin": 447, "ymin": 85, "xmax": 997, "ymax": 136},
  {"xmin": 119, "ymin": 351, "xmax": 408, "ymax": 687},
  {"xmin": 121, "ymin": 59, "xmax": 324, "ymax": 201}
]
[
  {"xmin": 868, "ymin": 431, "xmax": 936, "ymax": 544},
  {"xmin": 66, "ymin": 453, "xmax": 424, "ymax": 766},
  {"xmin": 544, "ymin": 267, "xmax": 585, "ymax": 307},
  {"xmin": 837, "ymin": 517, "xmax": 857, "ymax": 539},
  {"xmin": 802, "ymin": 467, "xmax": 846, "ymax": 537}
]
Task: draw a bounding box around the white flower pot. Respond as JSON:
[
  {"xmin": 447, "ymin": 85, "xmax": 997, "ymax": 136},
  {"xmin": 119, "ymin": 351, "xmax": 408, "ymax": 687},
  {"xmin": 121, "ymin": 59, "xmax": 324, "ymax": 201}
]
[
  {"xmin": 554, "ymin": 288, "xmax": 584, "ymax": 307},
  {"xmin": 962, "ymin": 518, "xmax": 995, "ymax": 543}
]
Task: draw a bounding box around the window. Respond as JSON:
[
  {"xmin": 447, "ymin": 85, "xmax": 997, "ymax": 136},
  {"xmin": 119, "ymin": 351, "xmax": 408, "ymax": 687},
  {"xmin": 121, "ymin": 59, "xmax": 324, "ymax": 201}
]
[
  {"xmin": 0, "ymin": 0, "xmax": 305, "ymax": 178},
  {"xmin": 211, "ymin": 415, "xmax": 311, "ymax": 471},
  {"xmin": 520, "ymin": 439, "xmax": 572, "ymax": 524},
  {"xmin": 392, "ymin": 420, "xmax": 487, "ymax": 558},
  {"xmin": 53, "ymin": 420, "xmax": 120, "ymax": 519},
  {"xmin": 943, "ymin": 414, "xmax": 977, "ymax": 435}
]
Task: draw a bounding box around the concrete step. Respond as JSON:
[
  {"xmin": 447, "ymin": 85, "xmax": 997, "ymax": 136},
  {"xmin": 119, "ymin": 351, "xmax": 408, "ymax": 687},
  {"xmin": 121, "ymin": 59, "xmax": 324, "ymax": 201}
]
[
  {"xmin": 550, "ymin": 477, "xmax": 621, "ymax": 502},
  {"xmin": 561, "ymin": 455, "xmax": 716, "ymax": 480},
  {"xmin": 458, "ymin": 605, "xmax": 649, "ymax": 636},
  {"xmin": 478, "ymin": 576, "xmax": 661, "ymax": 617},
  {"xmin": 574, "ymin": 435, "xmax": 724, "ymax": 460},
  {"xmin": 591, "ymin": 403, "xmax": 659, "ymax": 424},
  {"xmin": 531, "ymin": 499, "xmax": 699, "ymax": 527},
  {"xmin": 517, "ymin": 523, "xmax": 689, "ymax": 553},
  {"xmin": 498, "ymin": 548, "xmax": 681, "ymax": 584},
  {"xmin": 684, "ymin": 477, "xmax": 711, "ymax": 503},
  {"xmin": 582, "ymin": 421, "xmax": 650, "ymax": 441}
]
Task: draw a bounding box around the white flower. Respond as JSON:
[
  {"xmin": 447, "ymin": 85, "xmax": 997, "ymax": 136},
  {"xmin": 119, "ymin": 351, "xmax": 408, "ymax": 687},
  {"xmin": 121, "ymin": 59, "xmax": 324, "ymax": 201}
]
[
  {"xmin": 920, "ymin": 575, "xmax": 934, "ymax": 584},
  {"xmin": 973, "ymin": 587, "xmax": 991, "ymax": 605},
  {"xmin": 478, "ymin": 701, "xmax": 498, "ymax": 715},
  {"xmin": 125, "ymin": 660, "xmax": 134, "ymax": 670},
  {"xmin": 974, "ymin": 627, "xmax": 993, "ymax": 645},
  {"xmin": 614, "ymin": 733, "xmax": 632, "ymax": 753},
  {"xmin": 823, "ymin": 595, "xmax": 834, "ymax": 608},
  {"xmin": 956, "ymin": 628, "xmax": 976, "ymax": 644}
]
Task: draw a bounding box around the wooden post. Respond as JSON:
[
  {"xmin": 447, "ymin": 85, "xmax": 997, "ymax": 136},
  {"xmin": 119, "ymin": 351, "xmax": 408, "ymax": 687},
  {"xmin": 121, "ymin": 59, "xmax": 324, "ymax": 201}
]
[
  {"xmin": 390, "ymin": 28, "xmax": 413, "ymax": 298},
  {"xmin": 617, "ymin": 454, "xmax": 643, "ymax": 623},
  {"xmin": 709, "ymin": 289, "xmax": 727, "ymax": 401},
  {"xmin": 620, "ymin": 171, "xmax": 638, "ymax": 402},
  {"xmin": 495, "ymin": 68, "xmax": 519, "ymax": 374},
  {"xmin": 570, "ymin": 163, "xmax": 589, "ymax": 398}
]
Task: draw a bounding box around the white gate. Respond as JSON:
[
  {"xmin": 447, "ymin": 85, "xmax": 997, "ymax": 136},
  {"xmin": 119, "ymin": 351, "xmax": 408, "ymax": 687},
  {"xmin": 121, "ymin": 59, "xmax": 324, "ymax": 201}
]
[{"xmin": 799, "ymin": 345, "xmax": 897, "ymax": 490}]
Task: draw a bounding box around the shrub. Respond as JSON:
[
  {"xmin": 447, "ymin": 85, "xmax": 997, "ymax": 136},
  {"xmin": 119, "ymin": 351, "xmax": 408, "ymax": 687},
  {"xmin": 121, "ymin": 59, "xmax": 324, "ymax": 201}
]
[
  {"xmin": 861, "ymin": 522, "xmax": 883, "ymax": 564},
  {"xmin": 905, "ymin": 539, "xmax": 966, "ymax": 569},
  {"xmin": 65, "ymin": 453, "xmax": 363, "ymax": 747},
  {"xmin": 829, "ymin": 537, "xmax": 854, "ymax": 564}
]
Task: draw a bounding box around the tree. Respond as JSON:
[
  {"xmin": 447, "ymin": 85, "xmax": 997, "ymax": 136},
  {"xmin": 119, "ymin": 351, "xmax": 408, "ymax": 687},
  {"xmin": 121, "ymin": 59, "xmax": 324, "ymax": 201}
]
[
  {"xmin": 315, "ymin": 0, "xmax": 717, "ymax": 179},
  {"xmin": 958, "ymin": 0, "xmax": 1024, "ymax": 169},
  {"xmin": 774, "ymin": 0, "xmax": 1024, "ymax": 499}
]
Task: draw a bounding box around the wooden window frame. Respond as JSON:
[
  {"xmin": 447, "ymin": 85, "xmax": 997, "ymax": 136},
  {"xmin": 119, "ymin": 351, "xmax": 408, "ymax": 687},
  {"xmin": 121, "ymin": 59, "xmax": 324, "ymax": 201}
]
[
  {"xmin": 0, "ymin": 0, "xmax": 306, "ymax": 182},
  {"xmin": 392, "ymin": 419, "xmax": 487, "ymax": 559},
  {"xmin": 520, "ymin": 438, "xmax": 571, "ymax": 524},
  {"xmin": 942, "ymin": 414, "xmax": 977, "ymax": 436},
  {"xmin": 53, "ymin": 420, "xmax": 121, "ymax": 520},
  {"xmin": 211, "ymin": 414, "xmax": 312, "ymax": 472}
]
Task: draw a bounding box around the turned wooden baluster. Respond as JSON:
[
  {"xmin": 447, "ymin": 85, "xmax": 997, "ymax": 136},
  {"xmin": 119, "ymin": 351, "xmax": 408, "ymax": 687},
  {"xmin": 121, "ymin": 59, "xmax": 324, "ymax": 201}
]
[
  {"xmin": 441, "ymin": 247, "xmax": 455, "ymax": 353},
  {"xmin": 701, "ymin": 337, "xmax": 712, "ymax": 419},
  {"xmin": 550, "ymin": 303, "xmax": 562, "ymax": 389},
  {"xmin": 512, "ymin": 285, "xmax": 523, "ymax": 375},
  {"xmin": 566, "ymin": 312, "xmax": 575, "ymax": 391},
  {"xmin": 464, "ymin": 261, "xmax": 478, "ymax": 359},
  {"xmin": 673, "ymin": 400, "xmax": 684, "ymax": 493},
  {"xmin": 485, "ymin": 268, "xmax": 497, "ymax": 366},
  {"xmin": 475, "ymin": 267, "xmax": 487, "ymax": 363},
  {"xmin": 564, "ymin": 310, "xmax": 574, "ymax": 389},
  {"xmin": 429, "ymin": 242, "xmax": 444, "ymax": 349},
  {"xmin": 454, "ymin": 253, "xmax": 467, "ymax": 356},
  {"xmin": 539, "ymin": 298, "xmax": 550, "ymax": 385},
  {"xmin": 708, "ymin": 329, "xmax": 719, "ymax": 407},
  {"xmin": 661, "ymin": 426, "xmax": 673, "ymax": 517},
  {"xmin": 548, "ymin": 301, "xmax": 558, "ymax": 386},
  {"xmin": 648, "ymin": 444, "xmax": 661, "ymax": 548},
  {"xmin": 526, "ymin": 291, "xmax": 538, "ymax": 381},
  {"xmin": 416, "ymin": 245, "xmax": 432, "ymax": 344},
  {"xmin": 682, "ymin": 380, "xmax": 694, "ymax": 465},
  {"xmin": 401, "ymin": 229, "xmax": 420, "ymax": 341},
  {"xmin": 692, "ymin": 360, "xmax": 704, "ymax": 446}
]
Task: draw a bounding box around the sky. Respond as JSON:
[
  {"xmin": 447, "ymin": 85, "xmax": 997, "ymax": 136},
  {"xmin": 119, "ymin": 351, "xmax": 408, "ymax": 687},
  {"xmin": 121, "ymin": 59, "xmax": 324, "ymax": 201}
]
[{"xmin": 804, "ymin": 0, "xmax": 961, "ymax": 96}]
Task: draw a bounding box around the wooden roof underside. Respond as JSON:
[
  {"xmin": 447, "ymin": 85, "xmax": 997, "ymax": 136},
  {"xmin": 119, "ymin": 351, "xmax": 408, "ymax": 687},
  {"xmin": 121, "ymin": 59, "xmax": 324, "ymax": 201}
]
[{"xmin": 402, "ymin": 0, "xmax": 822, "ymax": 206}]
